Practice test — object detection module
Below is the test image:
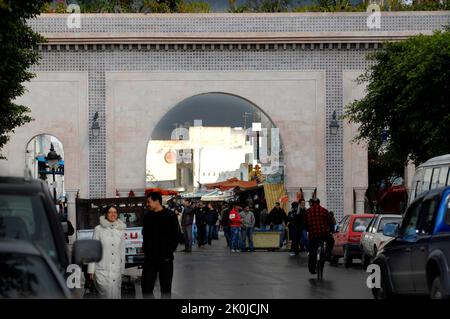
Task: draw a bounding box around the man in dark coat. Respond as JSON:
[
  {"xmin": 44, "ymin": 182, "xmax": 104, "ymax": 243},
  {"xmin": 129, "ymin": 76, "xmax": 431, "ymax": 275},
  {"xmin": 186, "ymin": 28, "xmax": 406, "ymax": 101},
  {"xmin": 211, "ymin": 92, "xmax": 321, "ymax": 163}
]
[
  {"xmin": 181, "ymin": 198, "xmax": 194, "ymax": 252},
  {"xmin": 141, "ymin": 192, "xmax": 181, "ymax": 299},
  {"xmin": 195, "ymin": 202, "xmax": 207, "ymax": 247},
  {"xmin": 205, "ymin": 202, "xmax": 219, "ymax": 245},
  {"xmin": 268, "ymin": 202, "xmax": 287, "ymax": 247},
  {"xmin": 220, "ymin": 204, "xmax": 232, "ymax": 247},
  {"xmin": 287, "ymin": 202, "xmax": 300, "ymax": 256}
]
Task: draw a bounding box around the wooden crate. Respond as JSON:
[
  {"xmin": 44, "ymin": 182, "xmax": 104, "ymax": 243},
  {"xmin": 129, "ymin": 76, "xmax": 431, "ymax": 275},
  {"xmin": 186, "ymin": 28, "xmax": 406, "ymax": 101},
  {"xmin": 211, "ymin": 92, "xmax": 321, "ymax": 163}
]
[{"xmin": 253, "ymin": 231, "xmax": 281, "ymax": 250}]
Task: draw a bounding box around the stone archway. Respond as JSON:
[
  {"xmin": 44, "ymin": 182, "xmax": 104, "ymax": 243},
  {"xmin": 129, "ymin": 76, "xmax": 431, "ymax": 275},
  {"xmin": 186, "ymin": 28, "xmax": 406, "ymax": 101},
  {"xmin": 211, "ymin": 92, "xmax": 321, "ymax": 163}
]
[{"xmin": 105, "ymin": 71, "xmax": 326, "ymax": 205}]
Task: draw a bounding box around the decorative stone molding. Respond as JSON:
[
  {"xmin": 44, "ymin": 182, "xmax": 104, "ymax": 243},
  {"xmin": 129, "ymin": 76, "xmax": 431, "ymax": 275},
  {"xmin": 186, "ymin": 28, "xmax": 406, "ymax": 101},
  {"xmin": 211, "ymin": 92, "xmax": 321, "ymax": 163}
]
[
  {"xmin": 38, "ymin": 42, "xmax": 384, "ymax": 52},
  {"xmin": 39, "ymin": 31, "xmax": 430, "ymax": 46}
]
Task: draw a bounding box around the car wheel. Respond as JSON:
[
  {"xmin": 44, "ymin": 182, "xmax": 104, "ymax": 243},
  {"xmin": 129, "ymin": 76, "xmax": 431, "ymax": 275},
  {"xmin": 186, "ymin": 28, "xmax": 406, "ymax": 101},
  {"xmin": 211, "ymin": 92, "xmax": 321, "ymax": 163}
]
[
  {"xmin": 430, "ymin": 277, "xmax": 447, "ymax": 299},
  {"xmin": 371, "ymin": 263, "xmax": 392, "ymax": 299},
  {"xmin": 343, "ymin": 246, "xmax": 352, "ymax": 268}
]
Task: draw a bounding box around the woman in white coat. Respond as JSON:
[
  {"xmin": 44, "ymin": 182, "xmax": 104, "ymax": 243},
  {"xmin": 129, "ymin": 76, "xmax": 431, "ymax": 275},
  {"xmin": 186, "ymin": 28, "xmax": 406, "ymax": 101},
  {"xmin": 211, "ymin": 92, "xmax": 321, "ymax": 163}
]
[{"xmin": 87, "ymin": 205, "xmax": 126, "ymax": 299}]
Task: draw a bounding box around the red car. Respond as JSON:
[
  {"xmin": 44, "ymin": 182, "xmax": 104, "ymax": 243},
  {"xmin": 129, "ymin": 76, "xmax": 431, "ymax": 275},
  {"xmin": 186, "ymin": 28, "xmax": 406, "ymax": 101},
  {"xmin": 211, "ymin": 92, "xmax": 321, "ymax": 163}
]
[{"xmin": 331, "ymin": 214, "xmax": 375, "ymax": 267}]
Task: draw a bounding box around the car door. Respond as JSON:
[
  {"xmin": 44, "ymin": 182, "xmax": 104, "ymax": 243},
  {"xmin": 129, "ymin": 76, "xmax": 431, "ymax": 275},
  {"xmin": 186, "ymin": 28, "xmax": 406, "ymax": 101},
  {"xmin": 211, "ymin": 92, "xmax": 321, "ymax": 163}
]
[
  {"xmin": 362, "ymin": 217, "xmax": 377, "ymax": 256},
  {"xmin": 411, "ymin": 194, "xmax": 440, "ymax": 293},
  {"xmin": 334, "ymin": 215, "xmax": 349, "ymax": 256},
  {"xmin": 386, "ymin": 200, "xmax": 422, "ymax": 293}
]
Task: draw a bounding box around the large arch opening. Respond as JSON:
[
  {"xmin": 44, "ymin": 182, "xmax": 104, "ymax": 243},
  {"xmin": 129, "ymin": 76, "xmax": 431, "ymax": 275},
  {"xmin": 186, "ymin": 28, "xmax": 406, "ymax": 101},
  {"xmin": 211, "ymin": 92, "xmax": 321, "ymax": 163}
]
[{"xmin": 146, "ymin": 92, "xmax": 284, "ymax": 193}]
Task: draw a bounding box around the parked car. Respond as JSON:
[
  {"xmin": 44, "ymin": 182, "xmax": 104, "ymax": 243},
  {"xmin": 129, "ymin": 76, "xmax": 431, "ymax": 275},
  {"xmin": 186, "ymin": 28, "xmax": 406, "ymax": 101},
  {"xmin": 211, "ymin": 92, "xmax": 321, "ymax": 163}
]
[
  {"xmin": 0, "ymin": 177, "xmax": 102, "ymax": 298},
  {"xmin": 331, "ymin": 213, "xmax": 375, "ymax": 267},
  {"xmin": 0, "ymin": 240, "xmax": 72, "ymax": 298},
  {"xmin": 372, "ymin": 186, "xmax": 450, "ymax": 299},
  {"xmin": 360, "ymin": 214, "xmax": 403, "ymax": 268}
]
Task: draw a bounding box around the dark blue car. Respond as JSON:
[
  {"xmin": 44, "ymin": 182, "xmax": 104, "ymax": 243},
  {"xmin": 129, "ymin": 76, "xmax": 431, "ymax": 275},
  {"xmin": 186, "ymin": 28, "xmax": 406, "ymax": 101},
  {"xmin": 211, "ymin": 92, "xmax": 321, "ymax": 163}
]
[{"xmin": 372, "ymin": 186, "xmax": 450, "ymax": 299}]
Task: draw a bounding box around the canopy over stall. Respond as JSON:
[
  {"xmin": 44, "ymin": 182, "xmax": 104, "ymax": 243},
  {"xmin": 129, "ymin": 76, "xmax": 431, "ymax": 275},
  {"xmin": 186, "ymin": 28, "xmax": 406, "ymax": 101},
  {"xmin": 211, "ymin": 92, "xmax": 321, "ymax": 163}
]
[
  {"xmin": 204, "ymin": 178, "xmax": 257, "ymax": 191},
  {"xmin": 144, "ymin": 187, "xmax": 179, "ymax": 196},
  {"xmin": 200, "ymin": 189, "xmax": 234, "ymax": 202}
]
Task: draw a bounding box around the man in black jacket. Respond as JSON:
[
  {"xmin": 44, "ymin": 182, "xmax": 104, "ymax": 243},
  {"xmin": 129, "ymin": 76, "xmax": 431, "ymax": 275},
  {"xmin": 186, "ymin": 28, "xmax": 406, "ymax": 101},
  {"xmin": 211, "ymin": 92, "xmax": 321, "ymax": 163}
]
[
  {"xmin": 220, "ymin": 204, "xmax": 232, "ymax": 247},
  {"xmin": 205, "ymin": 203, "xmax": 219, "ymax": 245},
  {"xmin": 287, "ymin": 202, "xmax": 300, "ymax": 256},
  {"xmin": 141, "ymin": 192, "xmax": 181, "ymax": 299},
  {"xmin": 195, "ymin": 202, "xmax": 207, "ymax": 247},
  {"xmin": 181, "ymin": 198, "xmax": 194, "ymax": 252},
  {"xmin": 268, "ymin": 202, "xmax": 287, "ymax": 248}
]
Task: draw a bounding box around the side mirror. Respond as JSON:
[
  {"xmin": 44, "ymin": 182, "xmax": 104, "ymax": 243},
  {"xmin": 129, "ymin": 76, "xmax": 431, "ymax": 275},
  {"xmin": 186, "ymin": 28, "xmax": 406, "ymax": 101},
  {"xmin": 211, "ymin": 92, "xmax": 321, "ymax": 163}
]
[
  {"xmin": 61, "ymin": 221, "xmax": 68, "ymax": 234},
  {"xmin": 383, "ymin": 223, "xmax": 399, "ymax": 237},
  {"xmin": 72, "ymin": 239, "xmax": 102, "ymax": 265}
]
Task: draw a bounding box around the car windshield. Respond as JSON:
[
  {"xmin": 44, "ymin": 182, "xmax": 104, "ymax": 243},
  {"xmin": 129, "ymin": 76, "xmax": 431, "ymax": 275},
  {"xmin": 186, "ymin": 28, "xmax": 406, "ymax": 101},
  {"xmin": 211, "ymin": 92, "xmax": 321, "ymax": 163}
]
[
  {"xmin": 377, "ymin": 217, "xmax": 403, "ymax": 233},
  {"xmin": 0, "ymin": 194, "xmax": 58, "ymax": 263},
  {"xmin": 0, "ymin": 253, "xmax": 64, "ymax": 298},
  {"xmin": 352, "ymin": 218, "xmax": 372, "ymax": 232}
]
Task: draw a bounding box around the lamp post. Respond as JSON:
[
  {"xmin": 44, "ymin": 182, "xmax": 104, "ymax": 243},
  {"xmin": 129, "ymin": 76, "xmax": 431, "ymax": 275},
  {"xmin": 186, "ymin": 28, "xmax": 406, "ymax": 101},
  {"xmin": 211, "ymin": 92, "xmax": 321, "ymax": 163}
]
[
  {"xmin": 45, "ymin": 143, "xmax": 62, "ymax": 203},
  {"xmin": 329, "ymin": 110, "xmax": 339, "ymax": 135}
]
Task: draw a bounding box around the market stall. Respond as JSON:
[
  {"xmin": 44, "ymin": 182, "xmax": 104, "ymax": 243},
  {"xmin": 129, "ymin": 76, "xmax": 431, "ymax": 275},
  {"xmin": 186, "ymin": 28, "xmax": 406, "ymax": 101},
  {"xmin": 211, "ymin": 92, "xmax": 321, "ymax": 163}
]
[{"xmin": 200, "ymin": 189, "xmax": 234, "ymax": 202}]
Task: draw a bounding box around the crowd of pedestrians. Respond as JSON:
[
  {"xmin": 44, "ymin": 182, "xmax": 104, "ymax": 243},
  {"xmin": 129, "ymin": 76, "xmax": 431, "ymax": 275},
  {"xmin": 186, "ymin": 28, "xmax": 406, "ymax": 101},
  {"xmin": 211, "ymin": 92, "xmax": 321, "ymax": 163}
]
[
  {"xmin": 177, "ymin": 199, "xmax": 220, "ymax": 252},
  {"xmin": 85, "ymin": 190, "xmax": 337, "ymax": 299}
]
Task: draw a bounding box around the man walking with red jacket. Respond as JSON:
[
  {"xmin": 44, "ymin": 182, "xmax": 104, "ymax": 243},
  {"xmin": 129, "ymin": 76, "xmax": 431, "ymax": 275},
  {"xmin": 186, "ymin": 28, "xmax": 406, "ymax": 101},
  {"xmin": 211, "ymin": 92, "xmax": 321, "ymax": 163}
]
[{"xmin": 229, "ymin": 204, "xmax": 242, "ymax": 252}]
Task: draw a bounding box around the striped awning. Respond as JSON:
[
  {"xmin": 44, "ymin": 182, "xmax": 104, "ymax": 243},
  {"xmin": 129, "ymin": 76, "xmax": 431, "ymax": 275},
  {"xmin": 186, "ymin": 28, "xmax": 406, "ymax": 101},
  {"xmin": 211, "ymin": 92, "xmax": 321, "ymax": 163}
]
[{"xmin": 263, "ymin": 183, "xmax": 288, "ymax": 213}]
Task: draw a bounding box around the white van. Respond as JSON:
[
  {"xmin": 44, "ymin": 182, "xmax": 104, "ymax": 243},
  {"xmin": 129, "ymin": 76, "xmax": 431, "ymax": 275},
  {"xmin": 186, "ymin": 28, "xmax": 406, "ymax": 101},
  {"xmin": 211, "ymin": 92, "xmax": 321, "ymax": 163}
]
[{"xmin": 408, "ymin": 154, "xmax": 450, "ymax": 204}]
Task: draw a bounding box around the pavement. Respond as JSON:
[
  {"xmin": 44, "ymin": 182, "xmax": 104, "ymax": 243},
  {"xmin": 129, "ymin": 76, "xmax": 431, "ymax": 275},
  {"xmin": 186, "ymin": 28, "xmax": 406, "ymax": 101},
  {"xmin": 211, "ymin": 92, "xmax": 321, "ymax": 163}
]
[{"xmin": 123, "ymin": 233, "xmax": 374, "ymax": 299}]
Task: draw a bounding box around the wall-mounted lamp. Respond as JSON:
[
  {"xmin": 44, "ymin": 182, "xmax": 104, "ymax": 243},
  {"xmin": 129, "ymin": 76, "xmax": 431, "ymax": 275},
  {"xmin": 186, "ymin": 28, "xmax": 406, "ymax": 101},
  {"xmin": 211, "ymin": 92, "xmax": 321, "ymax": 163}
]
[
  {"xmin": 329, "ymin": 110, "xmax": 339, "ymax": 135},
  {"xmin": 91, "ymin": 112, "xmax": 100, "ymax": 138}
]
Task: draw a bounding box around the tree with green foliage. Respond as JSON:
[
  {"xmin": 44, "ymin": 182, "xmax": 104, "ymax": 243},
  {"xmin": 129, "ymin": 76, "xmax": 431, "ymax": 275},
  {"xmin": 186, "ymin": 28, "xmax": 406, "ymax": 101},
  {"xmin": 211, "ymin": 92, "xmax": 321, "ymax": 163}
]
[
  {"xmin": 244, "ymin": 0, "xmax": 291, "ymax": 12},
  {"xmin": 0, "ymin": 1, "xmax": 49, "ymax": 159},
  {"xmin": 344, "ymin": 28, "xmax": 450, "ymax": 174}
]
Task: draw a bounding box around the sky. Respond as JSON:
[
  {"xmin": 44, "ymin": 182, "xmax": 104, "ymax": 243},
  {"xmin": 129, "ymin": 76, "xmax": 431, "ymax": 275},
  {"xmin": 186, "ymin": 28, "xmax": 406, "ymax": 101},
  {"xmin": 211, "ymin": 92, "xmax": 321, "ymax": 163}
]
[{"xmin": 151, "ymin": 93, "xmax": 271, "ymax": 140}]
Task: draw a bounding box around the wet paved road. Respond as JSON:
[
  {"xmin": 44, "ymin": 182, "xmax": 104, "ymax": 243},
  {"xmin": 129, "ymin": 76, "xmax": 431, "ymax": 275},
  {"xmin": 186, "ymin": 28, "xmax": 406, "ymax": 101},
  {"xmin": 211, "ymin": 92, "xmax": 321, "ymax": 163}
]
[{"xmin": 124, "ymin": 234, "xmax": 373, "ymax": 299}]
